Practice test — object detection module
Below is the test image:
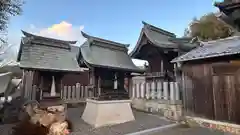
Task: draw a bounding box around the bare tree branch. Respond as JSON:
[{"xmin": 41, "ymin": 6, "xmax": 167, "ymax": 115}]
[{"xmin": 0, "ymin": 0, "xmax": 24, "ymax": 43}]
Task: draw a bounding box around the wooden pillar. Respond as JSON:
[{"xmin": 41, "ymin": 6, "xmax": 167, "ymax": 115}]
[
  {"xmin": 114, "ymin": 73, "xmax": 118, "ymax": 90},
  {"xmin": 50, "ymin": 76, "xmax": 56, "ymax": 96},
  {"xmin": 128, "ymin": 76, "xmax": 132, "ymax": 97},
  {"xmin": 21, "ymin": 70, "xmax": 26, "ymax": 99},
  {"xmin": 92, "ymin": 68, "xmax": 97, "ymax": 97},
  {"xmin": 98, "ymin": 75, "xmax": 101, "ymax": 97},
  {"xmin": 161, "ymin": 60, "xmax": 164, "ymax": 73},
  {"xmin": 175, "ymin": 82, "xmax": 180, "ymax": 100},
  {"xmin": 40, "ymin": 76, "xmax": 43, "ymax": 100}
]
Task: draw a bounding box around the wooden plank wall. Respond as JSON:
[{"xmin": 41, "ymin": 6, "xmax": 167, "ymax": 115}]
[
  {"xmin": 183, "ymin": 63, "xmax": 240, "ymax": 124},
  {"xmin": 22, "ymin": 70, "xmax": 35, "ymax": 100}
]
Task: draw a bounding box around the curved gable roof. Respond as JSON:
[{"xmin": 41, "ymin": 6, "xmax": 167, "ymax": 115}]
[
  {"xmin": 79, "ymin": 32, "xmax": 144, "ymax": 73},
  {"xmin": 130, "ymin": 21, "xmax": 197, "ymax": 58},
  {"xmin": 17, "ymin": 31, "xmax": 82, "ymax": 72}
]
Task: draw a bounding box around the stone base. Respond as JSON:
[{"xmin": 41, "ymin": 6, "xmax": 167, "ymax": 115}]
[
  {"xmin": 81, "ymin": 99, "xmax": 135, "ymax": 128},
  {"xmin": 132, "ymin": 99, "xmax": 183, "ymax": 121}
]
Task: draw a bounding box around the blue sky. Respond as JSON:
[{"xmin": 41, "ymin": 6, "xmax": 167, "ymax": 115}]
[{"xmin": 7, "ymin": 0, "xmax": 218, "ymax": 65}]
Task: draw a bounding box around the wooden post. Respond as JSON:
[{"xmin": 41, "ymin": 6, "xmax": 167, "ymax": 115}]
[
  {"xmin": 50, "ymin": 76, "xmax": 56, "ymax": 97},
  {"xmin": 141, "ymin": 82, "xmax": 145, "ymax": 98},
  {"xmin": 163, "ymin": 82, "xmax": 168, "ymax": 100},
  {"xmin": 40, "ymin": 76, "xmax": 43, "ymax": 100},
  {"xmin": 132, "ymin": 84, "xmax": 135, "ymax": 98},
  {"xmin": 136, "ymin": 83, "xmax": 140, "ymax": 98},
  {"xmin": 76, "ymin": 83, "xmax": 81, "ymax": 100},
  {"xmin": 170, "ymin": 82, "xmax": 176, "ymax": 101},
  {"xmin": 98, "ymin": 75, "xmax": 101, "ymax": 97},
  {"xmin": 175, "ymin": 82, "xmax": 180, "ymax": 100},
  {"xmin": 127, "ymin": 75, "xmax": 132, "ymax": 97},
  {"xmin": 114, "ymin": 73, "xmax": 118, "ymax": 90},
  {"xmin": 161, "ymin": 60, "xmax": 164, "ymax": 73},
  {"xmin": 151, "ymin": 81, "xmax": 156, "ymax": 99},
  {"xmin": 21, "ymin": 70, "xmax": 26, "ymax": 99},
  {"xmin": 146, "ymin": 82, "xmax": 150, "ymax": 99},
  {"xmin": 92, "ymin": 68, "xmax": 97, "ymax": 97},
  {"xmin": 157, "ymin": 81, "xmax": 162, "ymax": 99}
]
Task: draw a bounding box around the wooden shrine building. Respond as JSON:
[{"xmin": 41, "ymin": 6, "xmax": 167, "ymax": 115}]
[
  {"xmin": 130, "ymin": 21, "xmax": 198, "ymax": 82},
  {"xmin": 79, "ymin": 32, "xmax": 143, "ymax": 127},
  {"xmin": 172, "ymin": 36, "xmax": 240, "ymax": 125},
  {"xmin": 215, "ymin": 0, "xmax": 240, "ymax": 31},
  {"xmin": 78, "ymin": 32, "xmax": 143, "ymax": 100},
  {"xmin": 17, "ymin": 31, "xmax": 83, "ymax": 105},
  {"xmin": 128, "ymin": 22, "xmax": 199, "ymax": 121}
]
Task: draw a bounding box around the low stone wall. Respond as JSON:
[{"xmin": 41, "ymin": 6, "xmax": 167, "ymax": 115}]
[
  {"xmin": 186, "ymin": 116, "xmax": 240, "ymax": 134},
  {"xmin": 131, "ymin": 99, "xmax": 183, "ymax": 121}
]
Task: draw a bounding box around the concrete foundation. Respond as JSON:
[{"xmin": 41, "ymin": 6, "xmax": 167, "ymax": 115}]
[
  {"xmin": 81, "ymin": 99, "xmax": 135, "ymax": 128},
  {"xmin": 131, "ymin": 99, "xmax": 183, "ymax": 121}
]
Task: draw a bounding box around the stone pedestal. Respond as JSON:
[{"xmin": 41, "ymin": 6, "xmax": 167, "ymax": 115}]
[{"xmin": 81, "ymin": 99, "xmax": 135, "ymax": 128}]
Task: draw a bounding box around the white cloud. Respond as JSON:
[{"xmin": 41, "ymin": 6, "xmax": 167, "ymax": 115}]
[{"xmin": 30, "ymin": 21, "xmax": 86, "ymax": 46}]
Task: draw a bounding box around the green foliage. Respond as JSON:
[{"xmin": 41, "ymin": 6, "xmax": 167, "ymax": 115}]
[
  {"xmin": 0, "ymin": 0, "xmax": 24, "ymax": 43},
  {"xmin": 186, "ymin": 13, "xmax": 233, "ymax": 41}
]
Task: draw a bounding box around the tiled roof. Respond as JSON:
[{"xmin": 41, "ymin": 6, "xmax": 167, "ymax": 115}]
[
  {"xmin": 130, "ymin": 21, "xmax": 198, "ymax": 58},
  {"xmin": 79, "ymin": 32, "xmax": 144, "ymax": 73},
  {"xmin": 171, "ymin": 36, "xmax": 240, "ymax": 63},
  {"xmin": 17, "ymin": 31, "xmax": 83, "ymax": 72}
]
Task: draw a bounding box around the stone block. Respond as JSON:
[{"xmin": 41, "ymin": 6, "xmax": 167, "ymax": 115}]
[{"xmin": 81, "ymin": 99, "xmax": 135, "ymax": 128}]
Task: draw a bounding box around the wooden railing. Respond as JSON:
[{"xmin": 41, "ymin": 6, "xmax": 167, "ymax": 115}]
[
  {"xmin": 145, "ymin": 72, "xmax": 165, "ymax": 77},
  {"xmin": 144, "ymin": 71, "xmax": 175, "ymax": 79},
  {"xmin": 28, "ymin": 80, "xmax": 180, "ymax": 103},
  {"xmin": 61, "ymin": 83, "xmax": 93, "ymax": 103}
]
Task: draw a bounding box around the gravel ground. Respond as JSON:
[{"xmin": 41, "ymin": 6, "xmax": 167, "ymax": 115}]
[
  {"xmin": 68, "ymin": 104, "xmax": 173, "ymax": 135},
  {"xmin": 148, "ymin": 125, "xmax": 234, "ymax": 135},
  {"xmin": 0, "ymin": 104, "xmax": 174, "ymax": 135}
]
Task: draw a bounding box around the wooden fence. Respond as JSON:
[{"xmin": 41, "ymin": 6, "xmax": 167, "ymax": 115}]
[
  {"xmin": 131, "ymin": 81, "xmax": 180, "ymax": 101},
  {"xmin": 61, "ymin": 83, "xmax": 93, "ymax": 103},
  {"xmin": 24, "ymin": 80, "xmax": 181, "ymax": 103}
]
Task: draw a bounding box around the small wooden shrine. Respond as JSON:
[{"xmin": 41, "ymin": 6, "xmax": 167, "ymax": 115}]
[
  {"xmin": 79, "ymin": 32, "xmax": 143, "ymax": 127},
  {"xmin": 130, "ymin": 21, "xmax": 198, "ymax": 82},
  {"xmin": 215, "ymin": 0, "xmax": 240, "ymax": 31},
  {"xmin": 17, "ymin": 31, "xmax": 83, "ymax": 107}
]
